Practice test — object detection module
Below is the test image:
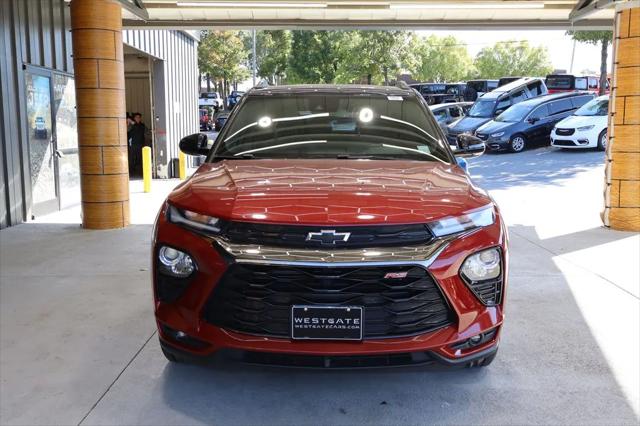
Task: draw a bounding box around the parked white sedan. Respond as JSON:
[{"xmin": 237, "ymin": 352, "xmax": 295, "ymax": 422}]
[{"xmin": 551, "ymin": 95, "xmax": 609, "ymax": 151}]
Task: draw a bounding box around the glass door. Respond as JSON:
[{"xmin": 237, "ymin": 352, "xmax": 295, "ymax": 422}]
[
  {"xmin": 53, "ymin": 74, "xmax": 80, "ymax": 210},
  {"xmin": 26, "ymin": 70, "xmax": 59, "ymax": 217}
]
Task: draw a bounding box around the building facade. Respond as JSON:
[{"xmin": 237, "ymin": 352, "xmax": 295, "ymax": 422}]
[{"xmin": 0, "ymin": 0, "xmax": 198, "ymax": 229}]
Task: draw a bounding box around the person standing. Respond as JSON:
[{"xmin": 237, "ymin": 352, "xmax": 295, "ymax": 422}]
[{"xmin": 127, "ymin": 113, "xmax": 147, "ymax": 176}]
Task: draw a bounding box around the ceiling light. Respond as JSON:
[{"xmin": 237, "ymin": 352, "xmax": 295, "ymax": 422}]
[
  {"xmin": 177, "ymin": 2, "xmax": 328, "ymax": 7},
  {"xmin": 390, "ymin": 2, "xmax": 544, "ymax": 9}
]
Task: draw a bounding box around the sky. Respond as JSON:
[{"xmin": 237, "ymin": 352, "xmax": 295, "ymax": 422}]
[{"xmin": 419, "ymin": 30, "xmax": 612, "ymax": 74}]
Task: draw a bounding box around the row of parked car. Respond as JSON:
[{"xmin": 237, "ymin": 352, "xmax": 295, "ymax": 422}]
[
  {"xmin": 199, "ymin": 90, "xmax": 244, "ymax": 131},
  {"xmin": 429, "ymin": 77, "xmax": 609, "ymax": 153},
  {"xmin": 411, "ymin": 73, "xmax": 607, "ymax": 106}
]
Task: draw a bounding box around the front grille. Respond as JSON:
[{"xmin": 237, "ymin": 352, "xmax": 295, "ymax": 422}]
[
  {"xmin": 553, "ymin": 139, "xmax": 577, "ymax": 146},
  {"xmin": 203, "ymin": 264, "xmax": 455, "ymax": 339},
  {"xmin": 221, "ymin": 348, "xmax": 436, "ymax": 368},
  {"xmin": 220, "ymin": 222, "xmax": 433, "ymax": 249},
  {"xmin": 555, "ymin": 128, "xmax": 575, "ymax": 136}
]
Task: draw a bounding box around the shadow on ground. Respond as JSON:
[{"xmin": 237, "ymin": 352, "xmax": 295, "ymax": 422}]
[{"xmin": 134, "ymin": 225, "xmax": 638, "ymax": 426}]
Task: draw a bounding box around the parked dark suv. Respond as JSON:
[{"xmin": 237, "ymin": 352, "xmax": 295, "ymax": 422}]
[
  {"xmin": 420, "ymin": 83, "xmax": 468, "ymax": 105},
  {"xmin": 476, "ymin": 92, "xmax": 595, "ymax": 153}
]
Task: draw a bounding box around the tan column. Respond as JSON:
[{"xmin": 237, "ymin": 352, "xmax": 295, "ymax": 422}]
[
  {"xmin": 71, "ymin": 0, "xmax": 129, "ymax": 229},
  {"xmin": 604, "ymin": 6, "xmax": 640, "ymax": 231}
]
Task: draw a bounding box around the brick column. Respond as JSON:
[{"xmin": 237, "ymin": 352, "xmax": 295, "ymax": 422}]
[
  {"xmin": 70, "ymin": 0, "xmax": 129, "ymax": 229},
  {"xmin": 604, "ymin": 6, "xmax": 640, "ymax": 231}
]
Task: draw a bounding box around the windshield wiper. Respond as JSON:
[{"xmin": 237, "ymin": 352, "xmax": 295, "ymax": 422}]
[
  {"xmin": 336, "ymin": 154, "xmax": 405, "ymax": 161},
  {"xmin": 212, "ymin": 154, "xmax": 255, "ymax": 161}
]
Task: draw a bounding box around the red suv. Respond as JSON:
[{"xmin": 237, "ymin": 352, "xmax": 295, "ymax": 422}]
[{"xmin": 153, "ymin": 85, "xmax": 508, "ymax": 368}]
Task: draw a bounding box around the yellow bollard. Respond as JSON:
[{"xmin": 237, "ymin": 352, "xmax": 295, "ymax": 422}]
[
  {"xmin": 179, "ymin": 150, "xmax": 186, "ymax": 180},
  {"xmin": 142, "ymin": 146, "xmax": 152, "ymax": 193}
]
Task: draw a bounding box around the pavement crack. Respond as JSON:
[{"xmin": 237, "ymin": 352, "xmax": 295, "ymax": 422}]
[{"xmin": 77, "ymin": 330, "xmax": 157, "ymax": 426}]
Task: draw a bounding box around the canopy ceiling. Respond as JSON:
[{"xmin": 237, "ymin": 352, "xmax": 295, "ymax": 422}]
[{"xmin": 118, "ymin": 0, "xmax": 621, "ymax": 29}]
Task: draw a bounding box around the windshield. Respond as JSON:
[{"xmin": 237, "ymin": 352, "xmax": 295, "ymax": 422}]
[
  {"xmin": 467, "ymin": 100, "xmax": 495, "ymax": 118},
  {"xmin": 575, "ymin": 98, "xmax": 608, "ymax": 116},
  {"xmin": 546, "ymin": 76, "xmax": 573, "ymax": 90},
  {"xmin": 422, "ymin": 84, "xmax": 446, "ymax": 94},
  {"xmin": 466, "ymin": 81, "xmax": 485, "ymax": 92},
  {"xmin": 495, "ymin": 103, "xmax": 530, "ymax": 122},
  {"xmin": 209, "ymin": 93, "xmax": 451, "ymax": 163}
]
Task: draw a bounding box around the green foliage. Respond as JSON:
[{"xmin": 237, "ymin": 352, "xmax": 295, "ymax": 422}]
[
  {"xmin": 287, "ymin": 31, "xmax": 344, "ymax": 83},
  {"xmin": 198, "ymin": 31, "xmax": 249, "ymax": 96},
  {"xmin": 334, "ymin": 31, "xmax": 412, "ymax": 84},
  {"xmin": 474, "ymin": 40, "xmax": 553, "ymax": 79},
  {"xmin": 244, "ymin": 30, "xmax": 292, "ymax": 83},
  {"xmin": 566, "ymin": 30, "xmax": 613, "ymax": 46},
  {"xmin": 408, "ymin": 35, "xmax": 474, "ymax": 82}
]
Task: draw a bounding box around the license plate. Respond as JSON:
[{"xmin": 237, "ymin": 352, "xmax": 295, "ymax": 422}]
[{"xmin": 291, "ymin": 306, "xmax": 363, "ymax": 340}]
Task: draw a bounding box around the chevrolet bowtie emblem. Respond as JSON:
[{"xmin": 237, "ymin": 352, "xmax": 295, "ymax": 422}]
[{"xmin": 306, "ymin": 230, "xmax": 351, "ymax": 245}]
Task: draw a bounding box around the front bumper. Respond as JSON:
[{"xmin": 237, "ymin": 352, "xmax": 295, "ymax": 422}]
[
  {"xmin": 478, "ymin": 134, "xmax": 510, "ymax": 151},
  {"xmin": 152, "ymin": 206, "xmax": 509, "ymax": 366},
  {"xmin": 550, "ymin": 128, "xmax": 596, "ymax": 148}
]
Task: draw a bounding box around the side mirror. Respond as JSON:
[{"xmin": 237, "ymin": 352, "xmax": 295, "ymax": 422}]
[
  {"xmin": 456, "ymin": 157, "xmax": 469, "ymax": 173},
  {"xmin": 179, "ymin": 133, "xmax": 210, "ymax": 156},
  {"xmin": 528, "ymin": 117, "xmax": 539, "ymax": 124},
  {"xmin": 452, "ymin": 134, "xmax": 485, "ymax": 158},
  {"xmin": 494, "ymin": 109, "xmax": 505, "ymax": 116}
]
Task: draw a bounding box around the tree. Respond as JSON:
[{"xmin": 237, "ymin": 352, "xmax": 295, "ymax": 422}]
[
  {"xmin": 245, "ymin": 30, "xmax": 292, "ymax": 84},
  {"xmin": 335, "ymin": 31, "xmax": 412, "ymax": 85},
  {"xmin": 288, "ymin": 31, "xmax": 344, "ymax": 83},
  {"xmin": 198, "ymin": 31, "xmax": 249, "ymax": 98},
  {"xmin": 567, "ymin": 30, "xmax": 613, "ymax": 95},
  {"xmin": 474, "ymin": 40, "xmax": 553, "ymax": 79},
  {"xmin": 408, "ymin": 35, "xmax": 474, "ymax": 82}
]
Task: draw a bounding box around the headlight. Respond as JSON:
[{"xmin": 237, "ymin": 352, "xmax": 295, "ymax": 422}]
[
  {"xmin": 427, "ymin": 205, "xmax": 495, "ymax": 237},
  {"xmin": 167, "ymin": 205, "xmax": 220, "ymax": 234},
  {"xmin": 577, "ymin": 125, "xmax": 594, "ymax": 131},
  {"xmin": 490, "ymin": 132, "xmax": 505, "ymax": 137},
  {"xmin": 460, "ymin": 247, "xmax": 501, "ymax": 281},
  {"xmin": 158, "ymin": 246, "xmax": 195, "ymax": 278}
]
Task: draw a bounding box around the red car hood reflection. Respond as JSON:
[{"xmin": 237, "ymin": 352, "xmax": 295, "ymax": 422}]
[{"xmin": 168, "ymin": 159, "xmax": 492, "ymax": 225}]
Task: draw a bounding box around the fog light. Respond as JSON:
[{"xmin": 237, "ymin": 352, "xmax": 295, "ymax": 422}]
[
  {"xmin": 469, "ymin": 334, "xmax": 483, "ymax": 345},
  {"xmin": 158, "ymin": 246, "xmax": 195, "ymax": 278}
]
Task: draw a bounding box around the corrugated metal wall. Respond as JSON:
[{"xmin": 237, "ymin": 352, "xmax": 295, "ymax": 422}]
[
  {"xmin": 0, "ymin": 0, "xmax": 199, "ymax": 228},
  {"xmin": 0, "ymin": 0, "xmax": 73, "ymax": 228},
  {"xmin": 122, "ymin": 30, "xmax": 199, "ymax": 177}
]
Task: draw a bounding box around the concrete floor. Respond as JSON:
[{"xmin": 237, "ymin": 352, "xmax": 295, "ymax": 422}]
[{"xmin": 1, "ymin": 147, "xmax": 638, "ymax": 425}]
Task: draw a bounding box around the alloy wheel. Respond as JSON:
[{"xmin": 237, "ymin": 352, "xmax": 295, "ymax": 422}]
[{"xmin": 511, "ymin": 136, "xmax": 525, "ymax": 152}]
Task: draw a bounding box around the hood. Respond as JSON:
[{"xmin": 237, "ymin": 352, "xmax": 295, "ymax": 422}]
[
  {"xmin": 168, "ymin": 159, "xmax": 492, "ymax": 225},
  {"xmin": 476, "ymin": 120, "xmax": 514, "ymax": 135},
  {"xmin": 555, "ymin": 114, "xmax": 605, "ymax": 129},
  {"xmin": 449, "ymin": 116, "xmax": 492, "ymax": 133}
]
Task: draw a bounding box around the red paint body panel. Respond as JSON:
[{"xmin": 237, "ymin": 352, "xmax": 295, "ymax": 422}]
[
  {"xmin": 168, "ymin": 159, "xmax": 491, "ymax": 225},
  {"xmin": 153, "ymin": 158, "xmax": 508, "ymax": 364}
]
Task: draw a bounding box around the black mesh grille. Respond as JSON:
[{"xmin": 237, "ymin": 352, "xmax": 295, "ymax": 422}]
[
  {"xmin": 219, "ymin": 222, "xmax": 433, "ymax": 249},
  {"xmin": 552, "ymin": 139, "xmax": 577, "ymax": 146},
  {"xmin": 203, "ymin": 264, "xmax": 455, "ymax": 339},
  {"xmin": 555, "ymin": 128, "xmax": 575, "ymax": 136}
]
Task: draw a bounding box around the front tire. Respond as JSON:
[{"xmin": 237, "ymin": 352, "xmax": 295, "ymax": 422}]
[
  {"xmin": 597, "ymin": 129, "xmax": 607, "ymax": 151},
  {"xmin": 509, "ymin": 134, "xmax": 526, "ymax": 153}
]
